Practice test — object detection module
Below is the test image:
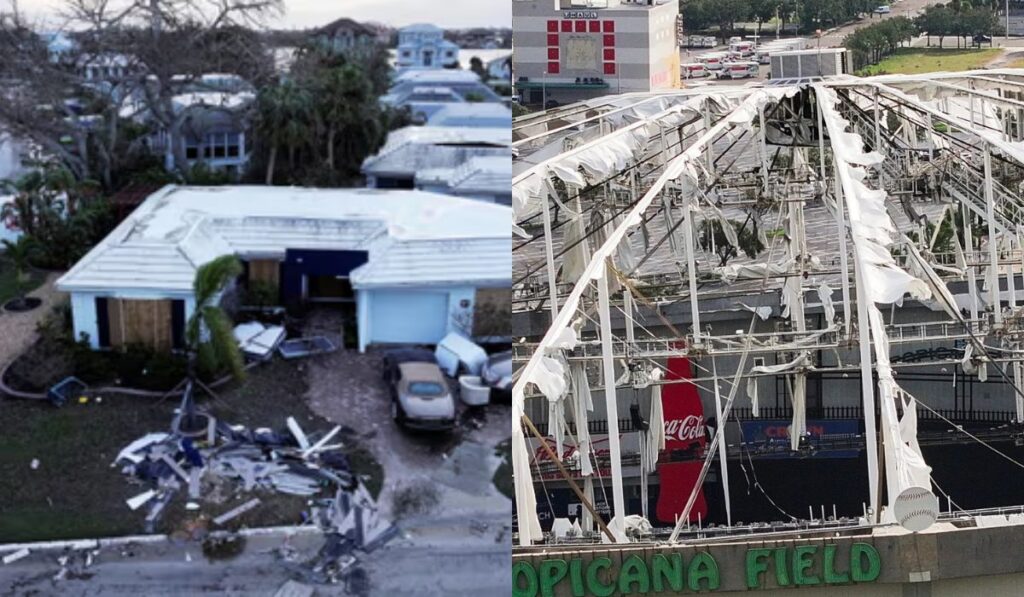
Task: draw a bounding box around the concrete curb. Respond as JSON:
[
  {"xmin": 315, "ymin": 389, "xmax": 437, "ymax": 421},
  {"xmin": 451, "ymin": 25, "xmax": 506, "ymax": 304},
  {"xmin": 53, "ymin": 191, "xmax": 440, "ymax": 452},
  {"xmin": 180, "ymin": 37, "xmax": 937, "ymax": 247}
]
[{"xmin": 0, "ymin": 523, "xmax": 322, "ymax": 556}]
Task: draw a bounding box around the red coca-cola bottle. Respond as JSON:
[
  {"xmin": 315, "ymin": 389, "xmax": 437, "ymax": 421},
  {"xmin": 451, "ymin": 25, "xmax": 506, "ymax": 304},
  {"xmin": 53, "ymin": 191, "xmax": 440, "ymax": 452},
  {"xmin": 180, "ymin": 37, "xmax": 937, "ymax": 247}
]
[{"xmin": 656, "ymin": 355, "xmax": 709, "ymax": 524}]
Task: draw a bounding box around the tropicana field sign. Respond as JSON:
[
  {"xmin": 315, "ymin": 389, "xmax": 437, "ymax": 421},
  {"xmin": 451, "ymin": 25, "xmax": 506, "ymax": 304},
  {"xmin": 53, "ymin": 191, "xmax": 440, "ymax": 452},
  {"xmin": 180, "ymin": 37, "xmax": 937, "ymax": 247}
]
[{"xmin": 512, "ymin": 543, "xmax": 881, "ymax": 596}]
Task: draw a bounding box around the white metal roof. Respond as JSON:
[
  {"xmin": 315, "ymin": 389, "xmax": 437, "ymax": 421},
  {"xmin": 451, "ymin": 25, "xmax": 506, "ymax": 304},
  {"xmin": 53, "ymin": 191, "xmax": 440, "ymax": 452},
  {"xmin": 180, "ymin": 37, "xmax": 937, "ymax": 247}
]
[
  {"xmin": 416, "ymin": 156, "xmax": 511, "ymax": 196},
  {"xmin": 57, "ymin": 185, "xmax": 511, "ymax": 294},
  {"xmin": 426, "ymin": 103, "xmax": 513, "ymax": 128},
  {"xmin": 362, "ymin": 126, "xmax": 511, "ymax": 177}
]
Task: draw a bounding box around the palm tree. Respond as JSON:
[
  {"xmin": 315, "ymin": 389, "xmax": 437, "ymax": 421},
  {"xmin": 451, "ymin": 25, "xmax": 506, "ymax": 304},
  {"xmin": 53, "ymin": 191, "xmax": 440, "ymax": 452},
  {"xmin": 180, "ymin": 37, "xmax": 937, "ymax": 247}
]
[
  {"xmin": 186, "ymin": 254, "xmax": 245, "ymax": 383},
  {"xmin": 2, "ymin": 236, "xmax": 37, "ymax": 309},
  {"xmin": 255, "ymin": 81, "xmax": 314, "ymax": 185}
]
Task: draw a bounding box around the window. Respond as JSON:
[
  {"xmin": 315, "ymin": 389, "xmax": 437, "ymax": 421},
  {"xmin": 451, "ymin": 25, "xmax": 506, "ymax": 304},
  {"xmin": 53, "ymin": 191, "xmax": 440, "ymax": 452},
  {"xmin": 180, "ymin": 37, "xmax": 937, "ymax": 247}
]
[
  {"xmin": 408, "ymin": 381, "xmax": 445, "ymax": 397},
  {"xmin": 560, "ymin": 21, "xmax": 572, "ymax": 32},
  {"xmin": 574, "ymin": 21, "xmax": 586, "ymax": 33},
  {"xmin": 603, "ymin": 20, "xmax": 614, "ymax": 32},
  {"xmin": 548, "ymin": 47, "xmax": 559, "ymax": 60},
  {"xmin": 402, "ymin": 50, "xmax": 411, "ymax": 57},
  {"xmin": 547, "ymin": 33, "xmax": 559, "ymax": 46},
  {"xmin": 604, "ymin": 62, "xmax": 616, "ymax": 75},
  {"xmin": 185, "ymin": 145, "xmax": 198, "ymax": 159},
  {"xmin": 588, "ymin": 21, "xmax": 600, "ymax": 33},
  {"xmin": 603, "ymin": 34, "xmax": 615, "ymax": 46},
  {"xmin": 547, "ymin": 20, "xmax": 558, "ymax": 32},
  {"xmin": 547, "ymin": 61, "xmax": 560, "ymax": 74}
]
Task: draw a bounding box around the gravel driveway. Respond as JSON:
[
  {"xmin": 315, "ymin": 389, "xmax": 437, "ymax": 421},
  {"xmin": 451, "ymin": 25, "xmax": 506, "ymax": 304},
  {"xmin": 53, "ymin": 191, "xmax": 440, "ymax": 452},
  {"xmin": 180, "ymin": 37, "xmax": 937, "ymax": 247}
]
[{"xmin": 0, "ymin": 272, "xmax": 65, "ymax": 369}]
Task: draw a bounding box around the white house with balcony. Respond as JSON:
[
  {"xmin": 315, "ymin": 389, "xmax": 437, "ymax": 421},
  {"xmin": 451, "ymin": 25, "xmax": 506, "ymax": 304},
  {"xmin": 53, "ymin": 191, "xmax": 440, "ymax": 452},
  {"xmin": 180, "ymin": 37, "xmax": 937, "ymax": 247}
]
[{"xmin": 395, "ymin": 24, "xmax": 460, "ymax": 71}]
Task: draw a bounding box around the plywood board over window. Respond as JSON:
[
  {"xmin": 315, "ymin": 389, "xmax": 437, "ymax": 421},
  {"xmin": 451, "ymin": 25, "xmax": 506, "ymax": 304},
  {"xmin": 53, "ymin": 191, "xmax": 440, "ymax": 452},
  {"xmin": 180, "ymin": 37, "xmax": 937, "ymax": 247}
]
[
  {"xmin": 473, "ymin": 288, "xmax": 510, "ymax": 337},
  {"xmin": 248, "ymin": 259, "xmax": 280, "ymax": 286},
  {"xmin": 107, "ymin": 299, "xmax": 173, "ymax": 351}
]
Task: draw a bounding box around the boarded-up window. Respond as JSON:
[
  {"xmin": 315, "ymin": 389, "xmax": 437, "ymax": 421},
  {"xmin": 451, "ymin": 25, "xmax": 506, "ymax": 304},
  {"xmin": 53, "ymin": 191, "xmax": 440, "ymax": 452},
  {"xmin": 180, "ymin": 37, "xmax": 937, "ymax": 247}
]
[
  {"xmin": 107, "ymin": 299, "xmax": 174, "ymax": 351},
  {"xmin": 248, "ymin": 259, "xmax": 280, "ymax": 286},
  {"xmin": 473, "ymin": 288, "xmax": 510, "ymax": 337}
]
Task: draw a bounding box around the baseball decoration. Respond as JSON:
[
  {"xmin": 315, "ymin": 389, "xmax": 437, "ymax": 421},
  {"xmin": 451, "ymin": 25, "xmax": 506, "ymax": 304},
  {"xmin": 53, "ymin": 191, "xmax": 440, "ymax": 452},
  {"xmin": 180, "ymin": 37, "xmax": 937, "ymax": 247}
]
[{"xmin": 893, "ymin": 486, "xmax": 939, "ymax": 532}]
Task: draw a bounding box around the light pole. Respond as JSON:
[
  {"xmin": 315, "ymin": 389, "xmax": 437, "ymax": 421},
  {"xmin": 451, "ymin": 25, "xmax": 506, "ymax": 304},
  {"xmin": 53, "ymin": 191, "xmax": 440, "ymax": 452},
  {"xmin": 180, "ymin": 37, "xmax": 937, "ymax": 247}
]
[{"xmin": 542, "ymin": 69, "xmax": 547, "ymax": 109}]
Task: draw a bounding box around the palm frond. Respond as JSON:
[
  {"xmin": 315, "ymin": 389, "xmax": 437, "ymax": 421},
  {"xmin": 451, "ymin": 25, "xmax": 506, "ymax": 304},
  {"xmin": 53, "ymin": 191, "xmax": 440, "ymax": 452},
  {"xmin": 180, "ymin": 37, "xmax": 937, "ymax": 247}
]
[
  {"xmin": 193, "ymin": 255, "xmax": 242, "ymax": 306},
  {"xmin": 202, "ymin": 305, "xmax": 245, "ymax": 381}
]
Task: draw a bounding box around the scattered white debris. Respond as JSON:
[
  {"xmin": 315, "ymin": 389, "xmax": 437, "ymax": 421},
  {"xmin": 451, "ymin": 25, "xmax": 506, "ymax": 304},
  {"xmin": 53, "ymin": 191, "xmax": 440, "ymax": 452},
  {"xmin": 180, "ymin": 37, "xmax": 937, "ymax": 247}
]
[
  {"xmin": 2, "ymin": 548, "xmax": 29, "ymax": 565},
  {"xmin": 113, "ymin": 433, "xmax": 169, "ymax": 466},
  {"xmin": 213, "ymin": 497, "xmax": 262, "ymax": 525},
  {"xmin": 30, "ymin": 459, "xmax": 39, "ymax": 470},
  {"xmin": 126, "ymin": 489, "xmax": 158, "ymax": 511},
  {"xmin": 287, "ymin": 416, "xmax": 310, "ymax": 450}
]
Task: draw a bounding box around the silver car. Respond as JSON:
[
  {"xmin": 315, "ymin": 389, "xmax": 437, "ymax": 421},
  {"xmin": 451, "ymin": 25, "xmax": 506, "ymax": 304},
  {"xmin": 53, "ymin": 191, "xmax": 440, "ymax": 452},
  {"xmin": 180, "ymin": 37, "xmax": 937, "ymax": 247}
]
[{"xmin": 383, "ymin": 349, "xmax": 456, "ymax": 431}]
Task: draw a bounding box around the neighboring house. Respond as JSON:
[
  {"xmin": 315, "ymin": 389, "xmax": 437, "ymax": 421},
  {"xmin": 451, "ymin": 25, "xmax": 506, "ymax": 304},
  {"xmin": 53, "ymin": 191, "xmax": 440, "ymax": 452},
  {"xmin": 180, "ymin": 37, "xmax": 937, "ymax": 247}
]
[
  {"xmin": 313, "ymin": 17, "xmax": 378, "ymax": 55},
  {"xmin": 382, "ymin": 70, "xmax": 504, "ymax": 121},
  {"xmin": 120, "ymin": 75, "xmax": 256, "ymax": 176},
  {"xmin": 415, "ymin": 156, "xmax": 512, "ymax": 205},
  {"xmin": 395, "ymin": 24, "xmax": 459, "ymax": 70},
  {"xmin": 152, "ymin": 92, "xmax": 253, "ymax": 175},
  {"xmin": 426, "ymin": 103, "xmax": 513, "ymax": 129},
  {"xmin": 487, "ymin": 54, "xmax": 512, "ymax": 83},
  {"xmin": 56, "ymin": 185, "xmax": 511, "ymax": 353},
  {"xmin": 361, "ymin": 125, "xmax": 511, "ymax": 189}
]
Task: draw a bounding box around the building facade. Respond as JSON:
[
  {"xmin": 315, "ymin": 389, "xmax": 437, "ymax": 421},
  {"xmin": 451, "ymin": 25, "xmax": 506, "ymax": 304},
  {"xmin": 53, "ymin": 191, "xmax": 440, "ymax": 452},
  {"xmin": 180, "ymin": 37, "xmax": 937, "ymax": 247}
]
[
  {"xmin": 512, "ymin": 0, "xmax": 680, "ymax": 106},
  {"xmin": 395, "ymin": 24, "xmax": 460, "ymax": 71}
]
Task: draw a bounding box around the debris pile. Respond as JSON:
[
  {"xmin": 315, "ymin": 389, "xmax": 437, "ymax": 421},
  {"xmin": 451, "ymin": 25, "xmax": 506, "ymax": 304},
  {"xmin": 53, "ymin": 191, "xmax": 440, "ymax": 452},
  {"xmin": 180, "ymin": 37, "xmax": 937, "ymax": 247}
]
[{"xmin": 114, "ymin": 400, "xmax": 397, "ymax": 584}]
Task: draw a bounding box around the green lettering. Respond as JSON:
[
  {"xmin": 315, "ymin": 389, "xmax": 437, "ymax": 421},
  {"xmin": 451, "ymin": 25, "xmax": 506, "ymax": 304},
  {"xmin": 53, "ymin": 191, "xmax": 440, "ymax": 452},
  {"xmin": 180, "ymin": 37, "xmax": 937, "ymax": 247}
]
[
  {"xmin": 618, "ymin": 555, "xmax": 650, "ymax": 594},
  {"xmin": 652, "ymin": 553, "xmax": 685, "ymax": 592},
  {"xmin": 586, "ymin": 557, "xmax": 615, "ymax": 597},
  {"xmin": 513, "ymin": 561, "xmax": 539, "ymax": 597},
  {"xmin": 745, "ymin": 548, "xmax": 772, "ymax": 588},
  {"xmin": 823, "ymin": 545, "xmax": 850, "ymax": 584},
  {"xmin": 540, "ymin": 559, "xmax": 568, "ymax": 597},
  {"xmin": 851, "ymin": 543, "xmax": 881, "ymax": 582},
  {"xmin": 774, "ymin": 548, "xmax": 791, "ymax": 586},
  {"xmin": 687, "ymin": 552, "xmax": 720, "ymax": 592},
  {"xmin": 570, "ymin": 558, "xmax": 586, "ymax": 597},
  {"xmin": 792, "ymin": 546, "xmax": 820, "ymax": 585}
]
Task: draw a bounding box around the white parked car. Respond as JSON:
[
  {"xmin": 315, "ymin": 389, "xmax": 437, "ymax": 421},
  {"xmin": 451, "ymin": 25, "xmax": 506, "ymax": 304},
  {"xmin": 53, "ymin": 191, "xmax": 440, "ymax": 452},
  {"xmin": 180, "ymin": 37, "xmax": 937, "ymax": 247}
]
[{"xmin": 874, "ymin": 5, "xmax": 891, "ymax": 13}]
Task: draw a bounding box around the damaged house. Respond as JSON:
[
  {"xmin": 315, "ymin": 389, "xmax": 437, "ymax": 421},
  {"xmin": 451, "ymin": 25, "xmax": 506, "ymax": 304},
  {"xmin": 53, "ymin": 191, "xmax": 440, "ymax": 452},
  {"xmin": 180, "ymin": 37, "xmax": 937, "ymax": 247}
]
[{"xmin": 56, "ymin": 185, "xmax": 511, "ymax": 353}]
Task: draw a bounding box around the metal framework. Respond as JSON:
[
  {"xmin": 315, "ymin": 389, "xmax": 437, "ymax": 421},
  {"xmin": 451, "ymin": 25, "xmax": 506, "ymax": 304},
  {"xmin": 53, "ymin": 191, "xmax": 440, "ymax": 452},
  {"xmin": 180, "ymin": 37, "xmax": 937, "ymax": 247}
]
[{"xmin": 511, "ymin": 70, "xmax": 1024, "ymax": 547}]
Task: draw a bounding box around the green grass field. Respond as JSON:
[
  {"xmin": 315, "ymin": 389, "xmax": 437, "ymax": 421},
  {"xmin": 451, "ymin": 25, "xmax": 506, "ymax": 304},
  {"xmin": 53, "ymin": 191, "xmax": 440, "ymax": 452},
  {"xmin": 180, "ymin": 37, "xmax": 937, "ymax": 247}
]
[{"xmin": 859, "ymin": 48, "xmax": 1001, "ymax": 76}]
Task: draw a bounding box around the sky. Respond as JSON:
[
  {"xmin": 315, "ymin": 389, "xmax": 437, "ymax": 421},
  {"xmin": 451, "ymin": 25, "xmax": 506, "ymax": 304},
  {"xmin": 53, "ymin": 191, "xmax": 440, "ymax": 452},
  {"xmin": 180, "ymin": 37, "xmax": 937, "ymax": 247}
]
[{"xmin": 19, "ymin": 0, "xmax": 511, "ymax": 30}]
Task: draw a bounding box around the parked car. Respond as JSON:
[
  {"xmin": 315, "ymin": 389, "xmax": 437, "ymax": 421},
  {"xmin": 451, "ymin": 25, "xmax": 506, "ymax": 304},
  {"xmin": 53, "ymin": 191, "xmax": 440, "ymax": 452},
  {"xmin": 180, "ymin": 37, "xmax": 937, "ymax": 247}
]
[
  {"xmin": 873, "ymin": 5, "xmax": 891, "ymax": 13},
  {"xmin": 480, "ymin": 350, "xmax": 512, "ymax": 399},
  {"xmin": 382, "ymin": 349, "xmax": 455, "ymax": 431},
  {"xmin": 974, "ymin": 34, "xmax": 992, "ymax": 44}
]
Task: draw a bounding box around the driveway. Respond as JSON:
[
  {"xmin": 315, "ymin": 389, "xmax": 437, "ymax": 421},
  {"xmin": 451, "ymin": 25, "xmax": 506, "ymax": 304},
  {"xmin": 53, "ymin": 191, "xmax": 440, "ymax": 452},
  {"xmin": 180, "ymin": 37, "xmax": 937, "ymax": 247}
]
[
  {"xmin": 303, "ymin": 347, "xmax": 511, "ymax": 521},
  {"xmin": 0, "ymin": 273, "xmax": 65, "ymax": 370}
]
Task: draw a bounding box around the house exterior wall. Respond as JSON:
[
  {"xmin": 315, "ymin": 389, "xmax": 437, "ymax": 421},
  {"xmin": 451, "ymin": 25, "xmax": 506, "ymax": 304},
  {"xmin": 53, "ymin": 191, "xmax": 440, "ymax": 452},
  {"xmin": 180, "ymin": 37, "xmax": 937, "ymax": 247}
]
[
  {"xmin": 71, "ymin": 290, "xmax": 194, "ymax": 349},
  {"xmin": 357, "ymin": 285, "xmax": 483, "ymax": 352}
]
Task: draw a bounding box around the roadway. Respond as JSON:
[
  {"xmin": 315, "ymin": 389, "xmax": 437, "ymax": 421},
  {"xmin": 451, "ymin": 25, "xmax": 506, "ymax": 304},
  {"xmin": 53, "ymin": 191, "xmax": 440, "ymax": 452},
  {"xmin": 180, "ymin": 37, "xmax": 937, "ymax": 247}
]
[{"xmin": 0, "ymin": 512, "xmax": 510, "ymax": 596}]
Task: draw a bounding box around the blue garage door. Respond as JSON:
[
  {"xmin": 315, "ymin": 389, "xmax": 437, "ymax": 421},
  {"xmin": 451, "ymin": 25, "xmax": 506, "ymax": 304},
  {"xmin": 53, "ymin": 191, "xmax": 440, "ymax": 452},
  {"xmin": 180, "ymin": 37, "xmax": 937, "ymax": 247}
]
[{"xmin": 369, "ymin": 290, "xmax": 449, "ymax": 344}]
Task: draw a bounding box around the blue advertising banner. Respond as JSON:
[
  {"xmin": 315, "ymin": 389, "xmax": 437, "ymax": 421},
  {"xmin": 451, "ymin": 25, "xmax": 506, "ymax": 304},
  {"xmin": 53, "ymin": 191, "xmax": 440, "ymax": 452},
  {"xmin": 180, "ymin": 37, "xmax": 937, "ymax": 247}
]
[{"xmin": 739, "ymin": 419, "xmax": 861, "ymax": 459}]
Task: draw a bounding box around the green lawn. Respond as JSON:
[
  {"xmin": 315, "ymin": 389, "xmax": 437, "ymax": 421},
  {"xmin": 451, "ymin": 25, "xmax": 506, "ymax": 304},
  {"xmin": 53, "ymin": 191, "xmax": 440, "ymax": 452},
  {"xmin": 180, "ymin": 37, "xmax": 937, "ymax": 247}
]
[
  {"xmin": 0, "ymin": 359, "xmax": 383, "ymax": 543},
  {"xmin": 0, "ymin": 254, "xmax": 46, "ymax": 305},
  {"xmin": 859, "ymin": 48, "xmax": 1001, "ymax": 76}
]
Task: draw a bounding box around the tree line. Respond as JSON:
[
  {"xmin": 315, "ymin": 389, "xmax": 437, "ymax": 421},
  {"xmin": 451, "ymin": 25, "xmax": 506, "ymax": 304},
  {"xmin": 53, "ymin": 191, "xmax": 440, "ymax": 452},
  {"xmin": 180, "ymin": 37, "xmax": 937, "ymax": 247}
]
[
  {"xmin": 844, "ymin": 3, "xmax": 1000, "ymax": 71},
  {"xmin": 682, "ymin": 0, "xmax": 1001, "ymax": 45},
  {"xmin": 682, "ymin": 0, "xmax": 880, "ymax": 41}
]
